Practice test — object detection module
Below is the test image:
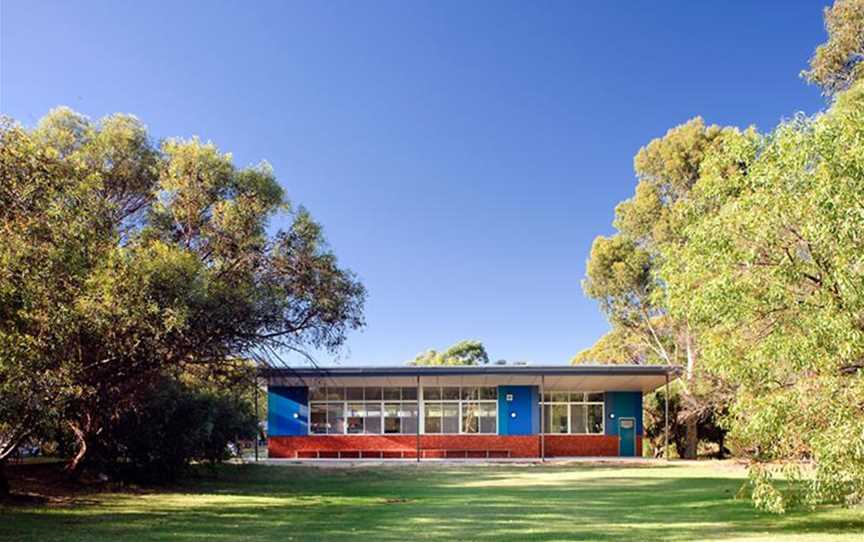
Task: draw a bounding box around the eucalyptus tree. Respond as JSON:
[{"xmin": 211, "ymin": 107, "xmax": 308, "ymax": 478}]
[
  {"xmin": 0, "ymin": 108, "xmax": 365, "ymax": 487},
  {"xmin": 804, "ymin": 0, "xmax": 864, "ymax": 96},
  {"xmin": 579, "ymin": 118, "xmax": 744, "ymax": 458},
  {"xmin": 408, "ymin": 340, "xmax": 490, "ymax": 366},
  {"xmin": 665, "ymin": 83, "xmax": 864, "ymax": 511}
]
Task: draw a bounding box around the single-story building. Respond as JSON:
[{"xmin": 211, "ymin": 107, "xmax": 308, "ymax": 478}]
[{"xmin": 265, "ymin": 364, "xmax": 678, "ymax": 459}]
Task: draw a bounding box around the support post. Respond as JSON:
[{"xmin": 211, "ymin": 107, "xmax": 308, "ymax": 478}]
[
  {"xmin": 416, "ymin": 375, "xmax": 421, "ymax": 463},
  {"xmin": 254, "ymin": 375, "xmax": 260, "ymax": 462},
  {"xmin": 540, "ymin": 375, "xmax": 545, "ymax": 462},
  {"xmin": 664, "ymin": 371, "xmax": 670, "ymax": 461}
]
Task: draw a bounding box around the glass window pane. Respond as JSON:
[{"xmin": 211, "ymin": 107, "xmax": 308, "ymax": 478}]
[
  {"xmin": 462, "ymin": 402, "xmax": 479, "ymax": 433},
  {"xmin": 461, "ymin": 387, "xmax": 479, "ymax": 401},
  {"xmin": 442, "ymin": 403, "xmax": 459, "ymax": 433},
  {"xmin": 346, "ymin": 387, "xmax": 364, "ymax": 401},
  {"xmin": 587, "ymin": 404, "xmax": 604, "ymax": 434},
  {"xmin": 423, "ymin": 387, "xmax": 441, "ymax": 400},
  {"xmin": 384, "ymin": 403, "xmax": 401, "ymax": 433},
  {"xmin": 365, "ymin": 402, "xmax": 382, "ymax": 434},
  {"xmin": 551, "ymin": 391, "xmax": 569, "ymax": 402},
  {"xmin": 479, "ymin": 387, "xmax": 498, "ymax": 400},
  {"xmin": 479, "ymin": 402, "xmax": 497, "ymax": 433},
  {"xmin": 570, "ymin": 392, "xmax": 585, "ymax": 402},
  {"xmin": 310, "ymin": 403, "xmax": 327, "ymax": 434},
  {"xmin": 545, "ymin": 404, "xmax": 567, "ymax": 434},
  {"xmin": 586, "ymin": 392, "xmax": 604, "ymax": 403},
  {"xmin": 442, "ymin": 387, "xmax": 460, "ymax": 400},
  {"xmin": 383, "ymin": 387, "xmax": 401, "ymax": 400},
  {"xmin": 401, "ymin": 387, "xmax": 418, "ymax": 400},
  {"xmin": 543, "ymin": 404, "xmax": 551, "ymax": 433},
  {"xmin": 543, "ymin": 391, "xmax": 553, "ymax": 403},
  {"xmin": 364, "ymin": 387, "xmax": 382, "ymax": 400},
  {"xmin": 326, "ymin": 403, "xmax": 344, "ymax": 434},
  {"xmin": 402, "ymin": 402, "xmax": 418, "ymax": 434},
  {"xmin": 326, "ymin": 387, "xmax": 345, "ymax": 401},
  {"xmin": 424, "ymin": 402, "xmax": 442, "ymax": 433},
  {"xmin": 346, "ymin": 402, "xmax": 364, "ymax": 434},
  {"xmin": 570, "ymin": 404, "xmax": 588, "ymax": 434}
]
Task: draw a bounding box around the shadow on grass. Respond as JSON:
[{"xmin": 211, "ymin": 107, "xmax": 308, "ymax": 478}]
[{"xmin": 2, "ymin": 463, "xmax": 862, "ymax": 542}]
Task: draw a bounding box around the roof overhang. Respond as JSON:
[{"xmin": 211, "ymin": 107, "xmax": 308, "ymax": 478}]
[{"xmin": 262, "ymin": 365, "xmax": 680, "ymax": 393}]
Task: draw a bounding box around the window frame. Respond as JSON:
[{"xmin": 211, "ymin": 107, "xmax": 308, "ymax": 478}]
[
  {"xmin": 308, "ymin": 386, "xmax": 418, "ymax": 436},
  {"xmin": 308, "ymin": 385, "xmax": 500, "ymax": 436},
  {"xmin": 540, "ymin": 391, "xmax": 605, "ymax": 435},
  {"xmin": 421, "ymin": 386, "xmax": 498, "ymax": 435}
]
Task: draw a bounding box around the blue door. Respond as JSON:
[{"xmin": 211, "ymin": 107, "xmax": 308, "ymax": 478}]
[{"xmin": 618, "ymin": 417, "xmax": 636, "ymax": 457}]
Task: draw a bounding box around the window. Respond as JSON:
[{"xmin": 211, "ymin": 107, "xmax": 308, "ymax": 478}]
[
  {"xmin": 384, "ymin": 401, "xmax": 417, "ymax": 434},
  {"xmin": 326, "ymin": 403, "xmax": 344, "ymax": 434},
  {"xmin": 442, "ymin": 403, "xmax": 459, "ymax": 433},
  {"xmin": 479, "ymin": 402, "xmax": 497, "ymax": 433},
  {"xmin": 421, "ymin": 386, "xmax": 497, "ymax": 434},
  {"xmin": 309, "ymin": 385, "xmax": 497, "ymax": 435},
  {"xmin": 310, "ymin": 403, "xmax": 327, "ymax": 434},
  {"xmin": 308, "ymin": 386, "xmax": 417, "ymax": 435},
  {"xmin": 309, "ymin": 402, "xmax": 345, "ymax": 435},
  {"xmin": 541, "ymin": 391, "xmax": 604, "ymax": 434},
  {"xmin": 462, "ymin": 402, "xmax": 479, "ymax": 433},
  {"xmin": 543, "ymin": 404, "xmax": 568, "ymax": 434},
  {"xmin": 424, "ymin": 402, "xmax": 442, "ymax": 433}
]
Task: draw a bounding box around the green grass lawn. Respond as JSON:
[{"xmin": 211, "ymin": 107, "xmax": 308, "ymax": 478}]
[{"xmin": 2, "ymin": 461, "xmax": 862, "ymax": 541}]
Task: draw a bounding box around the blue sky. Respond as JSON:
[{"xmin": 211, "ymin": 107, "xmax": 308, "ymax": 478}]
[{"xmin": 1, "ymin": 1, "xmax": 829, "ymax": 365}]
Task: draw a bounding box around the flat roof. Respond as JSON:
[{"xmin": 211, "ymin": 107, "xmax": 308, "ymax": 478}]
[
  {"xmin": 262, "ymin": 364, "xmax": 679, "ymax": 378},
  {"xmin": 263, "ymin": 364, "xmax": 681, "ymax": 393}
]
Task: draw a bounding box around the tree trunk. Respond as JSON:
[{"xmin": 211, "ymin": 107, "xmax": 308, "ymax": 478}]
[
  {"xmin": 682, "ymin": 328, "xmax": 699, "ymax": 459},
  {"xmin": 0, "ymin": 461, "xmax": 9, "ymax": 499},
  {"xmin": 685, "ymin": 330, "xmax": 695, "ymax": 381},
  {"xmin": 66, "ymin": 421, "xmax": 88, "ymax": 476},
  {"xmin": 684, "ymin": 416, "xmax": 698, "ymax": 459}
]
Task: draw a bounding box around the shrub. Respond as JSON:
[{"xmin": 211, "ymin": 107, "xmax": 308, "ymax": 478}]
[{"xmin": 94, "ymin": 377, "xmax": 256, "ymax": 483}]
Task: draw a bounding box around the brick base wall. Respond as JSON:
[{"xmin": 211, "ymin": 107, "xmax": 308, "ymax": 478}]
[
  {"xmin": 269, "ymin": 434, "xmax": 641, "ymax": 458},
  {"xmin": 269, "ymin": 435, "xmax": 540, "ymax": 458},
  {"xmin": 544, "ymin": 435, "xmax": 641, "ymax": 457}
]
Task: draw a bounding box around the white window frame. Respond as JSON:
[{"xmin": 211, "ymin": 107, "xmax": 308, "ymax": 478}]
[
  {"xmin": 308, "ymin": 385, "xmax": 500, "ymax": 436},
  {"xmin": 308, "ymin": 386, "xmax": 417, "ymax": 436},
  {"xmin": 540, "ymin": 391, "xmax": 605, "ymax": 435},
  {"xmin": 420, "ymin": 386, "xmax": 498, "ymax": 435}
]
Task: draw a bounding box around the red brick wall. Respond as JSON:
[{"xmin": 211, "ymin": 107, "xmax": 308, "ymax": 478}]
[
  {"xmin": 543, "ymin": 435, "xmax": 642, "ymax": 457},
  {"xmin": 269, "ymin": 434, "xmax": 639, "ymax": 458},
  {"xmin": 269, "ymin": 435, "xmax": 540, "ymax": 458}
]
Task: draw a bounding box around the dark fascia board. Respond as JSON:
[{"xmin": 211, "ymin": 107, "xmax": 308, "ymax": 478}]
[{"xmin": 260, "ymin": 364, "xmax": 682, "ymax": 378}]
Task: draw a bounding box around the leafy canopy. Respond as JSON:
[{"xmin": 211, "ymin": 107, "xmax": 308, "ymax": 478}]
[
  {"xmin": 804, "ymin": 0, "xmax": 864, "ymax": 95},
  {"xmin": 0, "ymin": 108, "xmax": 365, "ymax": 475},
  {"xmin": 408, "ymin": 340, "xmax": 490, "ymax": 366}
]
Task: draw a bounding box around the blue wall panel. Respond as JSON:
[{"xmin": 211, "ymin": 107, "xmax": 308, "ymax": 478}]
[
  {"xmin": 604, "ymin": 391, "xmax": 643, "ymax": 436},
  {"xmin": 268, "ymin": 386, "xmax": 308, "ymax": 436},
  {"xmin": 498, "ymin": 385, "xmax": 538, "ymax": 435}
]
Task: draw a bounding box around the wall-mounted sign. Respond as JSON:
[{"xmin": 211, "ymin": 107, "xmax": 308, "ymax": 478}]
[{"xmin": 505, "ymin": 393, "xmax": 514, "ymax": 402}]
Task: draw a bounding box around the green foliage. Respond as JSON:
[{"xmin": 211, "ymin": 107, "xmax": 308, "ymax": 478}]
[
  {"xmin": 408, "ymin": 340, "xmax": 490, "ymax": 366},
  {"xmin": 580, "ymin": 117, "xmax": 738, "ymax": 460},
  {"xmin": 803, "ymin": 0, "xmax": 864, "ymax": 95},
  {"xmin": 665, "ymin": 81, "xmax": 864, "ymax": 510},
  {"xmin": 0, "ymin": 108, "xmax": 365, "ymax": 474},
  {"xmin": 95, "ymin": 376, "xmax": 256, "ymax": 483},
  {"xmin": 571, "ymin": 327, "xmax": 654, "ymax": 365}
]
